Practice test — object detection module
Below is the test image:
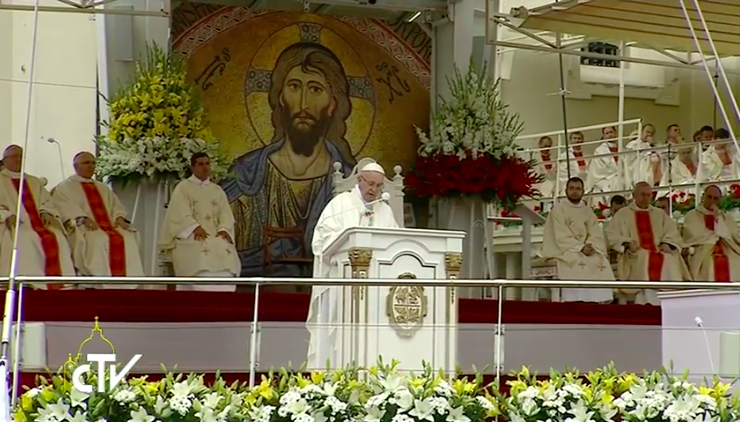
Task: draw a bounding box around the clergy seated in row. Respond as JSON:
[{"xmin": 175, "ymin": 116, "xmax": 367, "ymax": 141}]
[
  {"xmin": 662, "ymin": 144, "xmax": 698, "ymax": 188},
  {"xmin": 159, "ymin": 152, "xmax": 240, "ymax": 291},
  {"xmin": 606, "ymin": 182, "xmax": 691, "ymax": 305},
  {"xmin": 683, "ymin": 185, "xmax": 740, "ymax": 282},
  {"xmin": 541, "ymin": 177, "xmax": 614, "ymax": 303},
  {"xmin": 306, "ymin": 162, "xmax": 398, "ymax": 369},
  {"xmin": 52, "ymin": 152, "xmax": 144, "ymax": 286},
  {"xmin": 0, "ymin": 145, "xmax": 75, "ymax": 287}
]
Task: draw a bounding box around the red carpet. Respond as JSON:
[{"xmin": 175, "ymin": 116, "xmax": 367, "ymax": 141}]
[{"xmin": 3, "ymin": 289, "xmax": 661, "ymax": 325}]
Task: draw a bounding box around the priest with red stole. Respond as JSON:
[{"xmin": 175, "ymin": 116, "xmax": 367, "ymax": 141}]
[
  {"xmin": 52, "ymin": 152, "xmax": 144, "ymax": 285},
  {"xmin": 606, "ymin": 181, "xmax": 691, "ymax": 305},
  {"xmin": 682, "ymin": 185, "xmax": 740, "ymax": 282},
  {"xmin": 0, "ymin": 145, "xmax": 75, "ymax": 288}
]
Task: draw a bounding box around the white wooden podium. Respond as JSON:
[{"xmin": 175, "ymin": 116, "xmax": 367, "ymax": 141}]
[
  {"xmin": 313, "ymin": 227, "xmax": 465, "ymax": 373},
  {"xmin": 659, "ymin": 289, "xmax": 740, "ymax": 382}
]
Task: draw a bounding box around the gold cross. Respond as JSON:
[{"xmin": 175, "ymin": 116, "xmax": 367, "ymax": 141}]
[
  {"xmin": 578, "ymin": 261, "xmax": 587, "ymax": 269},
  {"xmin": 202, "ymin": 245, "xmax": 210, "ymax": 255},
  {"xmin": 204, "ymin": 215, "xmax": 212, "ymax": 221},
  {"xmin": 597, "ymin": 262, "xmax": 607, "ymax": 271}
]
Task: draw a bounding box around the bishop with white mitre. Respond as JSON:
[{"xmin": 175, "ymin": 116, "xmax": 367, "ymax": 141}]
[
  {"xmin": 307, "ymin": 161, "xmax": 398, "ymax": 370},
  {"xmin": 159, "ymin": 152, "xmax": 240, "ymax": 290},
  {"xmin": 52, "ymin": 152, "xmax": 144, "ymax": 282},
  {"xmin": 0, "ymin": 145, "xmax": 75, "ymax": 288},
  {"xmin": 542, "ymin": 177, "xmax": 614, "ymax": 303},
  {"xmin": 683, "ymin": 185, "xmax": 740, "ymax": 282},
  {"xmin": 606, "ymin": 182, "xmax": 691, "ymax": 305}
]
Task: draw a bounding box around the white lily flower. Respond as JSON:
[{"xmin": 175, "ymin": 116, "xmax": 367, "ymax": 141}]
[
  {"xmin": 447, "ymin": 406, "xmax": 471, "ymax": 422},
  {"xmin": 128, "ymin": 407, "xmax": 155, "ymax": 422},
  {"xmin": 364, "ymin": 407, "xmax": 385, "ymax": 422},
  {"xmin": 409, "ymin": 399, "xmax": 434, "ymax": 422}
]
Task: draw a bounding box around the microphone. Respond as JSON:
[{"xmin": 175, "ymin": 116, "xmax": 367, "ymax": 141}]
[
  {"xmin": 694, "ymin": 316, "xmax": 716, "ymax": 374},
  {"xmin": 46, "ymin": 137, "xmax": 65, "ymax": 180}
]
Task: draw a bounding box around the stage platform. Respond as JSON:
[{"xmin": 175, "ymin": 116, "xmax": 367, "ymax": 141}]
[{"xmin": 4, "ymin": 289, "xmax": 662, "ymax": 387}]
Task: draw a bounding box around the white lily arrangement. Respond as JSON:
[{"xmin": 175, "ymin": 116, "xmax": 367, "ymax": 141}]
[
  {"xmin": 415, "ymin": 59, "xmax": 523, "ymax": 160},
  {"xmin": 14, "ymin": 361, "xmax": 740, "ymax": 422},
  {"xmin": 96, "ymin": 136, "xmax": 229, "ymax": 183},
  {"xmin": 503, "ymin": 365, "xmax": 740, "ymax": 422}
]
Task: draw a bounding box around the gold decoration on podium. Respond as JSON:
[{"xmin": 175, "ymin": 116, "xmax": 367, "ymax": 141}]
[
  {"xmin": 387, "ymin": 272, "xmax": 428, "ymax": 338},
  {"xmin": 63, "ymin": 317, "xmax": 115, "ymax": 377}
]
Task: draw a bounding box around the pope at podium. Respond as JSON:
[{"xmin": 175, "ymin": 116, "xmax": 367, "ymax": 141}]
[{"xmin": 306, "ymin": 161, "xmax": 398, "ymax": 369}]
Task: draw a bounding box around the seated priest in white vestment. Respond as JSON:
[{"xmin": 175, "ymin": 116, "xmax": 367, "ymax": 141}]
[
  {"xmin": 542, "ymin": 177, "xmax": 614, "ymax": 303},
  {"xmin": 306, "ymin": 161, "xmax": 398, "ymax": 370},
  {"xmin": 533, "ymin": 136, "xmax": 557, "ymax": 198},
  {"xmin": 606, "ymin": 182, "xmax": 691, "ymax": 305},
  {"xmin": 660, "ymin": 143, "xmax": 699, "ymax": 189},
  {"xmin": 626, "ymin": 124, "xmax": 667, "ymax": 188},
  {"xmin": 52, "ymin": 152, "xmax": 144, "ymax": 286},
  {"xmin": 588, "ymin": 126, "xmax": 623, "ymax": 204},
  {"xmin": 558, "ymin": 132, "xmax": 590, "ymax": 195},
  {"xmin": 701, "ymin": 130, "xmax": 740, "ymax": 182},
  {"xmin": 683, "ymin": 185, "xmax": 740, "ymax": 282},
  {"xmin": 0, "ymin": 145, "xmax": 75, "ymax": 289},
  {"xmin": 159, "ymin": 152, "xmax": 240, "ymax": 291}
]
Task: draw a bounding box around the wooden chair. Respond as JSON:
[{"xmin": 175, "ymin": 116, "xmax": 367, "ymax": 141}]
[{"xmin": 262, "ymin": 227, "xmax": 313, "ymax": 290}]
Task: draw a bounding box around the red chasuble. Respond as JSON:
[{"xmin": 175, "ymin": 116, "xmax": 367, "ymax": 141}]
[
  {"xmin": 80, "ymin": 182, "xmax": 127, "ymax": 276},
  {"xmin": 704, "ymin": 215, "xmax": 730, "ymax": 282},
  {"xmin": 634, "ymin": 210, "xmax": 664, "ymax": 281},
  {"xmin": 10, "ymin": 179, "xmax": 63, "ymax": 289}
]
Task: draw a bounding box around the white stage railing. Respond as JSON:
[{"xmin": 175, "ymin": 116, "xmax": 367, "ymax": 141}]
[{"xmin": 3, "ymin": 276, "xmax": 740, "ymax": 389}]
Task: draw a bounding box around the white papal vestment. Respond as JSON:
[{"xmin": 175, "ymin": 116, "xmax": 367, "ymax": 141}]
[
  {"xmin": 0, "ymin": 169, "xmax": 75, "ymax": 288},
  {"xmin": 159, "ymin": 176, "xmax": 240, "ymax": 290},
  {"xmin": 306, "ymin": 186, "xmax": 398, "ymax": 370},
  {"xmin": 542, "ymin": 200, "xmax": 614, "ymax": 302},
  {"xmin": 52, "ymin": 175, "xmax": 144, "ymax": 286}
]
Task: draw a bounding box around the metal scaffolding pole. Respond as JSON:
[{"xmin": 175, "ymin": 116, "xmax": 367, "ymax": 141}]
[{"xmin": 0, "ymin": 3, "xmax": 168, "ymax": 15}]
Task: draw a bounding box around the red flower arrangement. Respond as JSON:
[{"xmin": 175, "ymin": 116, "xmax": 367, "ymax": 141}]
[
  {"xmin": 405, "ymin": 152, "xmax": 543, "ymax": 209},
  {"xmin": 593, "ymin": 202, "xmax": 609, "ymax": 220}
]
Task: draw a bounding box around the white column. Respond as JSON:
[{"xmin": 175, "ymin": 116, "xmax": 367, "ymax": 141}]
[{"xmin": 505, "ymin": 252, "xmax": 519, "ymax": 301}]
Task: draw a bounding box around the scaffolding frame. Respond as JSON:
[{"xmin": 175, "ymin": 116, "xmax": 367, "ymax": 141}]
[{"xmin": 486, "ymin": 0, "xmax": 740, "ymax": 156}]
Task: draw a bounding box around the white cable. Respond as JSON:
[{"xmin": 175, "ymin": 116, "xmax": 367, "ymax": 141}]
[{"xmin": 695, "ymin": 316, "xmax": 717, "ymax": 374}]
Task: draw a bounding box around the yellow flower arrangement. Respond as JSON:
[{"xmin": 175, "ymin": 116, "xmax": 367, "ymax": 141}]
[{"xmin": 96, "ymin": 43, "xmax": 229, "ymax": 183}]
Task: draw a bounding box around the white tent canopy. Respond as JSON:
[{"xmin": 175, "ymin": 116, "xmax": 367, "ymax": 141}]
[{"xmin": 512, "ymin": 0, "xmax": 740, "ymax": 56}]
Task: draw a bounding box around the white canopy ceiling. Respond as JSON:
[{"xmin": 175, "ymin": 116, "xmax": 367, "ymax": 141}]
[{"xmin": 513, "ymin": 0, "xmax": 740, "ymax": 56}]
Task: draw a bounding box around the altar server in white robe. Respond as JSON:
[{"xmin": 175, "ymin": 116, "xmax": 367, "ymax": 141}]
[
  {"xmin": 0, "ymin": 145, "xmax": 75, "ymax": 289},
  {"xmin": 542, "ymin": 177, "xmax": 614, "ymax": 303},
  {"xmin": 307, "ymin": 161, "xmax": 398, "ymax": 370},
  {"xmin": 701, "ymin": 132, "xmax": 740, "ymax": 183},
  {"xmin": 557, "ymin": 132, "xmax": 590, "ymax": 194},
  {"xmin": 606, "ymin": 182, "xmax": 691, "ymax": 305},
  {"xmin": 159, "ymin": 152, "xmax": 240, "ymax": 290},
  {"xmin": 52, "ymin": 152, "xmax": 144, "ymax": 287},
  {"xmin": 533, "ymin": 136, "xmax": 557, "ymax": 198},
  {"xmin": 588, "ymin": 126, "xmax": 623, "ymax": 203},
  {"xmin": 683, "ymin": 185, "xmax": 740, "ymax": 282}
]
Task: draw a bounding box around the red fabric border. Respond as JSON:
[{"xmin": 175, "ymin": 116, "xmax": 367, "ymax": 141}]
[{"xmin": 2, "ymin": 289, "xmax": 661, "ymax": 326}]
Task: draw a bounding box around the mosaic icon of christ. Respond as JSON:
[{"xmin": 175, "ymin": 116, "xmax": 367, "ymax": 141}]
[{"xmin": 222, "ymin": 42, "xmax": 357, "ymax": 276}]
